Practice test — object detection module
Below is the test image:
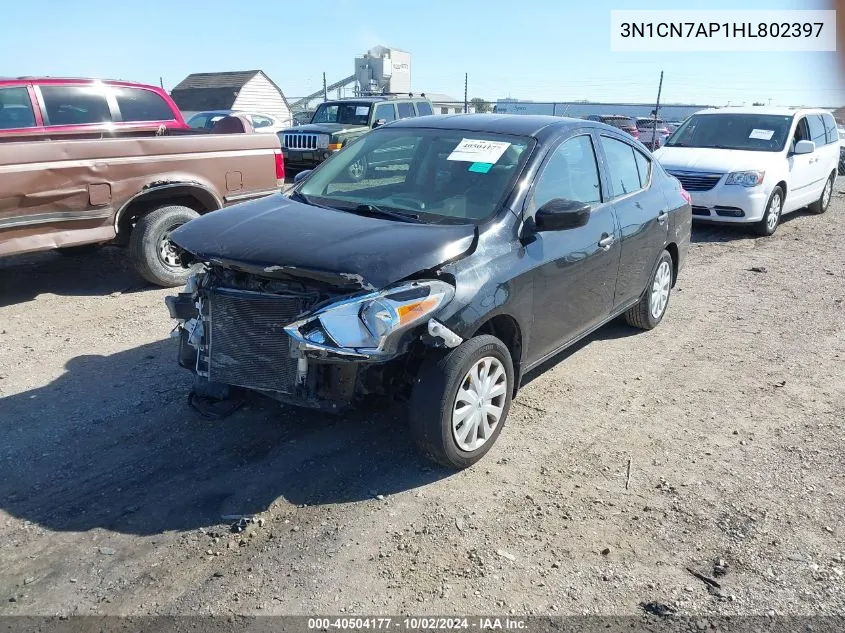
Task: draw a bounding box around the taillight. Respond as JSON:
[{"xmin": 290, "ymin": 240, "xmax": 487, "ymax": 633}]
[
  {"xmin": 274, "ymin": 150, "xmax": 285, "ymax": 182},
  {"xmin": 680, "ymin": 187, "xmax": 692, "ymax": 205}
]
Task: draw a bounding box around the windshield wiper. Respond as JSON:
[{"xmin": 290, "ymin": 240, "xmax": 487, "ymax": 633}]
[{"xmin": 350, "ymin": 203, "xmax": 423, "ymax": 224}]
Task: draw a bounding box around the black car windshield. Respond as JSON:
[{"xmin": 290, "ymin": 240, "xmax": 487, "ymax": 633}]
[
  {"xmin": 297, "ymin": 127, "xmax": 534, "ymax": 224},
  {"xmin": 311, "ymin": 103, "xmax": 372, "ymax": 125},
  {"xmin": 665, "ymin": 113, "xmax": 794, "ymax": 152}
]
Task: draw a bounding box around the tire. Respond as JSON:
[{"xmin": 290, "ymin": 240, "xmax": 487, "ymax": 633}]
[
  {"xmin": 624, "ymin": 250, "xmax": 673, "ymax": 331},
  {"xmin": 754, "ymin": 186, "xmax": 784, "ymax": 237},
  {"xmin": 56, "ymin": 244, "xmax": 100, "ymax": 257},
  {"xmin": 409, "ymin": 335, "xmax": 514, "ymax": 470},
  {"xmin": 128, "ymin": 205, "xmax": 200, "ymax": 287},
  {"xmin": 347, "ymin": 156, "xmax": 368, "ymax": 182},
  {"xmin": 809, "ymin": 172, "xmax": 835, "ymax": 215}
]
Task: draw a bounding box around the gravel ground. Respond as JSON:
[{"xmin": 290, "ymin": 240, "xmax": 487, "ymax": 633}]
[{"xmin": 1, "ymin": 184, "xmax": 843, "ymax": 618}]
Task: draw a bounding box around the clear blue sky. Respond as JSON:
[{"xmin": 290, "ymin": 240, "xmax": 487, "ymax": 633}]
[{"xmin": 2, "ymin": 0, "xmax": 843, "ymax": 106}]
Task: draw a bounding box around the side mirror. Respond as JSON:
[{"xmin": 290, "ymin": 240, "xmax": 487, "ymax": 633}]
[
  {"xmin": 293, "ymin": 169, "xmax": 312, "ymax": 184},
  {"xmin": 535, "ymin": 199, "xmax": 591, "ymax": 231},
  {"xmin": 372, "ymin": 119, "xmax": 387, "ymax": 129},
  {"xmin": 794, "ymin": 140, "xmax": 815, "ymax": 155}
]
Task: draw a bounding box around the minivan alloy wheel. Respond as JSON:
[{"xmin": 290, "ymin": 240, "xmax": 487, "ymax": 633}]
[
  {"xmin": 452, "ymin": 356, "xmax": 507, "ymax": 452},
  {"xmin": 766, "ymin": 192, "xmax": 782, "ymax": 233},
  {"xmin": 649, "ymin": 260, "xmax": 672, "ymax": 320}
]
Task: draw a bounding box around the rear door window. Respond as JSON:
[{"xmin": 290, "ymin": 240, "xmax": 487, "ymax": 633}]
[
  {"xmin": 416, "ymin": 101, "xmax": 433, "ymax": 116},
  {"xmin": 40, "ymin": 85, "xmax": 112, "ymax": 126},
  {"xmin": 397, "ymin": 102, "xmax": 416, "ymax": 119},
  {"xmin": 822, "ymin": 113, "xmax": 838, "ymax": 145},
  {"xmin": 113, "ymin": 87, "xmax": 174, "ymax": 122},
  {"xmin": 0, "ymin": 86, "xmax": 37, "ymax": 129},
  {"xmin": 807, "ymin": 114, "xmax": 827, "ymax": 147}
]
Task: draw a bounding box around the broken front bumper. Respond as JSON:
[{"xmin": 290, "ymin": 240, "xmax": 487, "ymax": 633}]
[{"xmin": 166, "ymin": 284, "xmax": 463, "ymax": 410}]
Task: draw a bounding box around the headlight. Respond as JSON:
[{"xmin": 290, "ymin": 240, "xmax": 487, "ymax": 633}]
[
  {"xmin": 286, "ymin": 279, "xmax": 455, "ymax": 353},
  {"xmin": 725, "ymin": 171, "xmax": 765, "ymax": 187},
  {"xmin": 316, "ymin": 134, "xmax": 330, "ymax": 149}
]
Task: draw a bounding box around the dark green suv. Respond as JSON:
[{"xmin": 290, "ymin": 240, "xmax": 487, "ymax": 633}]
[{"xmin": 279, "ymin": 96, "xmax": 434, "ymax": 178}]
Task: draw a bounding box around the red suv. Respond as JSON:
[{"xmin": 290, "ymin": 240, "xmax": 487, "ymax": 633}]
[{"xmin": 0, "ymin": 77, "xmax": 189, "ymax": 139}]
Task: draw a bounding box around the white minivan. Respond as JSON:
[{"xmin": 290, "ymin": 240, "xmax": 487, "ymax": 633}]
[{"xmin": 654, "ymin": 107, "xmax": 839, "ymax": 236}]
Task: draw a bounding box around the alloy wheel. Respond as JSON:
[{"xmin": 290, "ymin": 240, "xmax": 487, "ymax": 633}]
[{"xmin": 766, "ymin": 192, "xmax": 782, "ymax": 233}]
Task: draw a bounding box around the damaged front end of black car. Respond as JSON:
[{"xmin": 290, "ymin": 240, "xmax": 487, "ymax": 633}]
[{"xmin": 165, "ymin": 262, "xmax": 464, "ymax": 416}]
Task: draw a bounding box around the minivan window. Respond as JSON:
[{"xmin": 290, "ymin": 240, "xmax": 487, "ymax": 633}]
[
  {"xmin": 297, "ymin": 127, "xmax": 533, "ymax": 224},
  {"xmin": 397, "ymin": 102, "xmax": 416, "ymax": 119},
  {"xmin": 665, "ymin": 113, "xmax": 793, "ymax": 152},
  {"xmin": 374, "ymin": 103, "xmax": 396, "ymax": 123},
  {"xmin": 822, "ymin": 113, "xmax": 838, "ymax": 144},
  {"xmin": 0, "ymin": 86, "xmax": 36, "ymax": 129},
  {"xmin": 113, "ymin": 87, "xmax": 174, "ymax": 122},
  {"xmin": 416, "ymin": 101, "xmax": 433, "ymax": 117},
  {"xmin": 533, "ymin": 135, "xmax": 602, "ymax": 206},
  {"xmin": 41, "ymin": 85, "xmax": 112, "ymax": 126},
  {"xmin": 600, "ymin": 136, "xmax": 642, "ymax": 197},
  {"xmin": 807, "ymin": 114, "xmax": 827, "ymax": 147}
]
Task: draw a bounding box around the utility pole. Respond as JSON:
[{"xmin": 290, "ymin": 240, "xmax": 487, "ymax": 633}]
[
  {"xmin": 323, "ymin": 73, "xmax": 327, "ymax": 102},
  {"xmin": 464, "ymin": 73, "xmax": 468, "ymax": 114},
  {"xmin": 159, "ymin": 77, "xmax": 164, "ymax": 89},
  {"xmin": 651, "ymin": 71, "xmax": 664, "ymax": 151},
  {"xmin": 768, "ymin": 97, "xmax": 772, "ymax": 105}
]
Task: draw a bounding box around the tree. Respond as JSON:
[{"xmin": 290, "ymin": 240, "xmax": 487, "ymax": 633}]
[{"xmin": 470, "ymin": 98, "xmax": 491, "ymax": 113}]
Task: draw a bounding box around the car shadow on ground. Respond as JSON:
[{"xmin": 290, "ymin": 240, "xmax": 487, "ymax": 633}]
[
  {"xmin": 690, "ymin": 207, "xmax": 821, "ymax": 244},
  {"xmin": 0, "ymin": 339, "xmax": 451, "ymax": 536},
  {"xmin": 0, "ymin": 247, "xmax": 152, "ymax": 306}
]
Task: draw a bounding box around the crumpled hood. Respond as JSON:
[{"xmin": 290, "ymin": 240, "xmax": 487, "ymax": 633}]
[
  {"xmin": 169, "ymin": 194, "xmax": 476, "ymax": 291},
  {"xmin": 654, "ymin": 146, "xmax": 780, "ymax": 173},
  {"xmin": 281, "ymin": 123, "xmax": 365, "ymax": 136}
]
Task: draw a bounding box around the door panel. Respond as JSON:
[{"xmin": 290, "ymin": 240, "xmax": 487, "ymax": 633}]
[
  {"xmin": 597, "ymin": 135, "xmax": 669, "ymax": 307},
  {"xmin": 787, "ymin": 117, "xmax": 822, "ymax": 210},
  {"xmin": 524, "ymin": 133, "xmax": 621, "ymax": 362}
]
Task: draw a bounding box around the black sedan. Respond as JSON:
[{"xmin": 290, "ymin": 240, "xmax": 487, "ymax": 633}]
[{"xmin": 165, "ymin": 114, "xmax": 692, "ymax": 470}]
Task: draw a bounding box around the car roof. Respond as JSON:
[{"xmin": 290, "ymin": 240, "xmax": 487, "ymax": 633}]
[
  {"xmin": 693, "ymin": 106, "xmax": 818, "ymax": 117},
  {"xmin": 0, "ymin": 77, "xmax": 165, "ymax": 91},
  {"xmin": 321, "ymin": 96, "xmax": 430, "ymax": 105},
  {"xmin": 383, "ymin": 113, "xmax": 608, "ymax": 140}
]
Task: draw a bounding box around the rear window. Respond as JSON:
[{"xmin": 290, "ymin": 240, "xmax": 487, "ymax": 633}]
[
  {"xmin": 397, "ymin": 102, "xmax": 416, "ymax": 119},
  {"xmin": 0, "ymin": 86, "xmax": 36, "ymax": 129},
  {"xmin": 40, "ymin": 85, "xmax": 112, "ymax": 126},
  {"xmin": 113, "ymin": 87, "xmax": 174, "ymax": 122},
  {"xmin": 603, "ymin": 117, "xmax": 635, "ymax": 129},
  {"xmin": 416, "ymin": 101, "xmax": 433, "ymax": 116},
  {"xmin": 637, "ymin": 118, "xmax": 664, "ymax": 128}
]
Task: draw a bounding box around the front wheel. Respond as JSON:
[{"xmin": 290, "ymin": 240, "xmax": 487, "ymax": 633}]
[
  {"xmin": 409, "ymin": 335, "xmax": 514, "ymax": 470},
  {"xmin": 129, "ymin": 205, "xmax": 200, "ymax": 287},
  {"xmin": 755, "ymin": 186, "xmax": 784, "ymax": 237},
  {"xmin": 624, "ymin": 250, "xmax": 673, "ymax": 330}
]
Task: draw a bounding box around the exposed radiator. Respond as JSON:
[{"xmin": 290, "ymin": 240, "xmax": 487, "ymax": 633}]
[{"xmin": 207, "ymin": 288, "xmax": 305, "ymax": 393}]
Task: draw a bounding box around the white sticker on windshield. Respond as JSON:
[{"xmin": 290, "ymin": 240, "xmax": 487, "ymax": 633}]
[
  {"xmin": 355, "ymin": 106, "xmax": 369, "ymax": 116},
  {"xmin": 749, "ymin": 128, "xmax": 775, "ymax": 140},
  {"xmin": 447, "ymin": 138, "xmax": 511, "ymax": 164}
]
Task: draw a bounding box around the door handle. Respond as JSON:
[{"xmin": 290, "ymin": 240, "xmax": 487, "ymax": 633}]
[
  {"xmin": 657, "ymin": 209, "xmax": 669, "ymax": 223},
  {"xmin": 598, "ymin": 234, "xmax": 615, "ymax": 249}
]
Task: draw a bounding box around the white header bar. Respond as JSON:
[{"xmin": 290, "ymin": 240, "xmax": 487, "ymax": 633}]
[{"xmin": 610, "ymin": 10, "xmax": 837, "ymax": 52}]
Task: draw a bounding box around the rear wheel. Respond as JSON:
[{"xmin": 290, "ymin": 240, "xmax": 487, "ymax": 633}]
[
  {"xmin": 624, "ymin": 250, "xmax": 673, "ymax": 330},
  {"xmin": 809, "ymin": 172, "xmax": 835, "ymax": 214},
  {"xmin": 754, "ymin": 186, "xmax": 783, "ymax": 237},
  {"xmin": 129, "ymin": 205, "xmax": 200, "ymax": 287},
  {"xmin": 409, "ymin": 335, "xmax": 514, "ymax": 470}
]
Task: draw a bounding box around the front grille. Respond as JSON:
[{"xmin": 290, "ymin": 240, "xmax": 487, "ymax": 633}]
[
  {"xmin": 668, "ymin": 171, "xmax": 723, "ymax": 192},
  {"xmin": 207, "ymin": 288, "xmax": 306, "ymax": 393},
  {"xmin": 283, "ymin": 133, "xmax": 321, "ymax": 150},
  {"xmin": 692, "ymin": 206, "xmax": 710, "ymax": 216}
]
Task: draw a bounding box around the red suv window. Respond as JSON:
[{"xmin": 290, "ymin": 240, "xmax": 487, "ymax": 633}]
[
  {"xmin": 40, "ymin": 85, "xmax": 112, "ymax": 126},
  {"xmin": 113, "ymin": 87, "xmax": 174, "ymax": 122},
  {"xmin": 0, "ymin": 86, "xmax": 36, "ymax": 129}
]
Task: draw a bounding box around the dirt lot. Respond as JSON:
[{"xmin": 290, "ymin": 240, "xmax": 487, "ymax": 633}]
[{"xmin": 1, "ymin": 186, "xmax": 843, "ymax": 618}]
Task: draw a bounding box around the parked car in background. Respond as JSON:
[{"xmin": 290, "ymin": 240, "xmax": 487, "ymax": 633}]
[
  {"xmin": 0, "ymin": 77, "xmax": 189, "ymax": 138},
  {"xmin": 1, "ymin": 115, "xmax": 284, "ymax": 286},
  {"xmin": 636, "ymin": 117, "xmax": 671, "ymax": 149},
  {"xmin": 165, "ymin": 114, "xmax": 691, "ymax": 469},
  {"xmin": 292, "ymin": 110, "xmax": 315, "ymax": 126},
  {"xmin": 186, "ymin": 110, "xmax": 290, "ymax": 133},
  {"xmin": 838, "ymin": 123, "xmax": 845, "ymax": 175},
  {"xmin": 654, "ymin": 107, "xmax": 839, "ymax": 236},
  {"xmin": 664, "ymin": 120, "xmax": 683, "ymax": 134},
  {"xmin": 278, "ymin": 95, "xmax": 435, "ymax": 175},
  {"xmin": 585, "ymin": 115, "xmax": 640, "ymax": 141}
]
